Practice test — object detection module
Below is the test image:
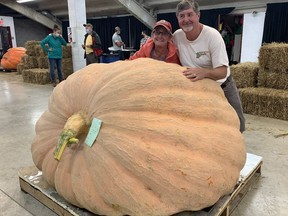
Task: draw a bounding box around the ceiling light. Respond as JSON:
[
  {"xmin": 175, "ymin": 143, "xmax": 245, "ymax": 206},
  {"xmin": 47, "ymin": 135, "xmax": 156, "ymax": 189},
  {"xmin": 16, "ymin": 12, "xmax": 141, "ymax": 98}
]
[{"xmin": 16, "ymin": 0, "xmax": 35, "ymax": 3}]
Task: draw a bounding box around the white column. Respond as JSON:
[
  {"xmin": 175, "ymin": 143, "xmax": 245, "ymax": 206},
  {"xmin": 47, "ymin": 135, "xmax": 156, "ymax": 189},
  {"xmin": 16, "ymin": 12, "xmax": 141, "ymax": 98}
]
[
  {"xmin": 240, "ymin": 12, "xmax": 265, "ymax": 63},
  {"xmin": 67, "ymin": 0, "xmax": 86, "ymax": 72}
]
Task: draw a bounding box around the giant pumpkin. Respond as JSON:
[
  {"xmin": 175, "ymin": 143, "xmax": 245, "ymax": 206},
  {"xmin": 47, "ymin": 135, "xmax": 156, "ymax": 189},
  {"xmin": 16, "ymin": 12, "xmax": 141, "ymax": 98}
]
[
  {"xmin": 31, "ymin": 58, "xmax": 246, "ymax": 215},
  {"xmin": 0, "ymin": 47, "xmax": 26, "ymax": 70}
]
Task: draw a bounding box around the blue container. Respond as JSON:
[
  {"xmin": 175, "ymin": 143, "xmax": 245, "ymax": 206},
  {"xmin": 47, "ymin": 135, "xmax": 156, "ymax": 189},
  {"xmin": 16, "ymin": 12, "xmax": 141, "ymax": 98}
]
[{"xmin": 100, "ymin": 54, "xmax": 120, "ymax": 63}]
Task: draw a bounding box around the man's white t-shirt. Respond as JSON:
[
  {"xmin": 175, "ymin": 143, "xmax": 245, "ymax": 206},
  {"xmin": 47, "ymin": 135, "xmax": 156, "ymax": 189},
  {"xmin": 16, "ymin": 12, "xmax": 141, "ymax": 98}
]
[
  {"xmin": 112, "ymin": 32, "xmax": 123, "ymax": 51},
  {"xmin": 173, "ymin": 25, "xmax": 230, "ymax": 84}
]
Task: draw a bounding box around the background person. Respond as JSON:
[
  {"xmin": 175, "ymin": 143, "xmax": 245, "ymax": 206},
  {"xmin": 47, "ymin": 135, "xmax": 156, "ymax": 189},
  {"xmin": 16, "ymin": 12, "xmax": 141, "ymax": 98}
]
[
  {"xmin": 82, "ymin": 23, "xmax": 102, "ymax": 65},
  {"xmin": 112, "ymin": 26, "xmax": 125, "ymax": 60},
  {"xmin": 130, "ymin": 20, "xmax": 180, "ymax": 65},
  {"xmin": 173, "ymin": 0, "xmax": 245, "ymax": 132},
  {"xmin": 40, "ymin": 24, "xmax": 67, "ymax": 87},
  {"xmin": 139, "ymin": 30, "xmax": 150, "ymax": 48}
]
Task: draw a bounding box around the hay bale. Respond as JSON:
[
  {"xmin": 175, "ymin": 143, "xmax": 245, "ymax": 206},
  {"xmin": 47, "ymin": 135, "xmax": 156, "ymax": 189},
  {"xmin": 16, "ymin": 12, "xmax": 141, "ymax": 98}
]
[
  {"xmin": 62, "ymin": 45, "xmax": 72, "ymax": 58},
  {"xmin": 230, "ymin": 62, "xmax": 259, "ymax": 88},
  {"xmin": 258, "ymin": 69, "xmax": 288, "ymax": 90},
  {"xmin": 21, "ymin": 55, "xmax": 28, "ymax": 64},
  {"xmin": 35, "ymin": 45, "xmax": 47, "ymax": 57},
  {"xmin": 24, "ymin": 56, "xmax": 38, "ymax": 68},
  {"xmin": 239, "ymin": 87, "xmax": 288, "ymax": 121},
  {"xmin": 22, "ymin": 68, "xmax": 51, "ymax": 84},
  {"xmin": 25, "ymin": 40, "xmax": 40, "ymax": 47},
  {"xmin": 258, "ymin": 43, "xmax": 288, "ymax": 73},
  {"xmin": 25, "ymin": 40, "xmax": 40, "ymax": 56},
  {"xmin": 37, "ymin": 57, "xmax": 49, "ymax": 69},
  {"xmin": 17, "ymin": 63, "xmax": 25, "ymax": 74},
  {"xmin": 62, "ymin": 58, "xmax": 73, "ymax": 79}
]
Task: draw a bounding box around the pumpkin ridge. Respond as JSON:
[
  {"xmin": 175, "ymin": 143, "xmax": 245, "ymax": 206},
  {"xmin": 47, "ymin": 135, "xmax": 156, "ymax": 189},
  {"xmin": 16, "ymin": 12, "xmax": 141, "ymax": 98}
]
[
  {"xmin": 96, "ymin": 107, "xmax": 238, "ymax": 128},
  {"xmin": 70, "ymin": 149, "xmax": 117, "ymax": 215},
  {"xmin": 41, "ymin": 148, "xmax": 59, "ymax": 186},
  {"xmin": 95, "ymin": 109, "xmax": 242, "ymax": 153},
  {"xmin": 91, "ymin": 89, "xmax": 224, "ymax": 116},
  {"xmin": 83, "ymin": 140, "xmax": 177, "ymax": 215},
  {"xmin": 96, "ymin": 126, "xmax": 236, "ymax": 212},
  {"xmin": 84, "ymin": 63, "xmax": 147, "ymax": 101},
  {"xmin": 100, "ymin": 123, "xmax": 242, "ymax": 171},
  {"xmin": 97, "ymin": 117, "xmax": 240, "ymax": 153},
  {"xmin": 90, "ymin": 79, "xmax": 223, "ymax": 114},
  {"xmin": 54, "ymin": 152, "xmax": 80, "ymax": 207},
  {"xmin": 94, "ymin": 115, "xmax": 244, "ymax": 183}
]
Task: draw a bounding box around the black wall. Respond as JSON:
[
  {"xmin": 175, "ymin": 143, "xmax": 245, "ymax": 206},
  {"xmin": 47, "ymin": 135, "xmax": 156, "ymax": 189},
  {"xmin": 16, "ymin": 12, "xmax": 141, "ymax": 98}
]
[
  {"xmin": 14, "ymin": 18, "xmax": 51, "ymax": 47},
  {"xmin": 62, "ymin": 16, "xmax": 151, "ymax": 53}
]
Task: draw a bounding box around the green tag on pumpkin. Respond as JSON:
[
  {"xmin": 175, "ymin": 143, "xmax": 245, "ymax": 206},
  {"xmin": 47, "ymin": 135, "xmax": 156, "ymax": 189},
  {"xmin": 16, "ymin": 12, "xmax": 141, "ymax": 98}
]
[{"xmin": 85, "ymin": 118, "xmax": 102, "ymax": 147}]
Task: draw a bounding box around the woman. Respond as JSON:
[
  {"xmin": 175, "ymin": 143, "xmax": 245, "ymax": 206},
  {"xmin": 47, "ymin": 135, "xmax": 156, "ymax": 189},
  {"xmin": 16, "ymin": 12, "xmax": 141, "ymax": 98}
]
[
  {"xmin": 40, "ymin": 25, "xmax": 67, "ymax": 87},
  {"xmin": 129, "ymin": 20, "xmax": 180, "ymax": 65}
]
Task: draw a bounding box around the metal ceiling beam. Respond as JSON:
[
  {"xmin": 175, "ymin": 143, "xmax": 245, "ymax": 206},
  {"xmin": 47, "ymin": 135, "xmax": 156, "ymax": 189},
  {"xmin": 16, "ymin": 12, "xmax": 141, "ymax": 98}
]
[
  {"xmin": 113, "ymin": 0, "xmax": 156, "ymax": 29},
  {"xmin": 52, "ymin": 5, "xmax": 124, "ymax": 17},
  {"xmin": 145, "ymin": 0, "xmax": 178, "ymax": 6},
  {"xmin": 0, "ymin": 0, "xmax": 61, "ymax": 30}
]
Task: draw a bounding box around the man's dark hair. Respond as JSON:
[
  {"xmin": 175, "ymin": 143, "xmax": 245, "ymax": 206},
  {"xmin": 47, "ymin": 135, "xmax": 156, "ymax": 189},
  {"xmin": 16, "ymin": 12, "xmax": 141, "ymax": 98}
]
[
  {"xmin": 176, "ymin": 0, "xmax": 200, "ymax": 16},
  {"xmin": 142, "ymin": 30, "xmax": 148, "ymax": 35}
]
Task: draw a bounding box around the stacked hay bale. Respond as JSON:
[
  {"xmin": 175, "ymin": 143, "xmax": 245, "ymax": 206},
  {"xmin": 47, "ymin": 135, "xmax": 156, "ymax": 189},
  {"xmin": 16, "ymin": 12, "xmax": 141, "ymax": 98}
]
[
  {"xmin": 24, "ymin": 41, "xmax": 40, "ymax": 68},
  {"xmin": 239, "ymin": 43, "xmax": 288, "ymax": 121},
  {"xmin": 240, "ymin": 88, "xmax": 288, "ymax": 120},
  {"xmin": 35, "ymin": 45, "xmax": 49, "ymax": 69},
  {"xmin": 21, "ymin": 41, "xmax": 50, "ymax": 84},
  {"xmin": 22, "ymin": 68, "xmax": 51, "ymax": 84},
  {"xmin": 20, "ymin": 40, "xmax": 73, "ymax": 84},
  {"xmin": 17, "ymin": 61, "xmax": 25, "ymax": 74},
  {"xmin": 62, "ymin": 45, "xmax": 73, "ymax": 79},
  {"xmin": 230, "ymin": 62, "xmax": 259, "ymax": 88},
  {"xmin": 258, "ymin": 43, "xmax": 288, "ymax": 90}
]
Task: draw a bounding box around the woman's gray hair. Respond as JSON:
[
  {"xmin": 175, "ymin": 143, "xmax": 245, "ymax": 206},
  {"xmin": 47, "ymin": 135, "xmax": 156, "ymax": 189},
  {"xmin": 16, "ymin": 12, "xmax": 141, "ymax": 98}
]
[{"xmin": 176, "ymin": 0, "xmax": 200, "ymax": 16}]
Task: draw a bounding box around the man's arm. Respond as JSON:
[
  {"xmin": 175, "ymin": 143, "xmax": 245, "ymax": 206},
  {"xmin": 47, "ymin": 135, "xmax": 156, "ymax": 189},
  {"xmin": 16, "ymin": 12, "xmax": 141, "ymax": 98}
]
[
  {"xmin": 92, "ymin": 33, "xmax": 102, "ymax": 49},
  {"xmin": 113, "ymin": 34, "xmax": 124, "ymax": 47},
  {"xmin": 115, "ymin": 40, "xmax": 124, "ymax": 47},
  {"xmin": 182, "ymin": 66, "xmax": 227, "ymax": 82}
]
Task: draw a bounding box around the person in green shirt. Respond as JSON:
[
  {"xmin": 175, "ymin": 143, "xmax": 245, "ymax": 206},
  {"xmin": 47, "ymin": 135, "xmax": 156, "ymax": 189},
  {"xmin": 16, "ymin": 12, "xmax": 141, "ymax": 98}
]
[{"xmin": 40, "ymin": 25, "xmax": 67, "ymax": 87}]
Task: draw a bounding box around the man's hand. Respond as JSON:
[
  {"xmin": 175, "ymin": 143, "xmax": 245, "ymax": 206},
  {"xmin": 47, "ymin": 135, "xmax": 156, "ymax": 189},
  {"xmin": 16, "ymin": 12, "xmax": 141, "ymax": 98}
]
[
  {"xmin": 182, "ymin": 68, "xmax": 206, "ymax": 81},
  {"xmin": 182, "ymin": 66, "xmax": 227, "ymax": 82}
]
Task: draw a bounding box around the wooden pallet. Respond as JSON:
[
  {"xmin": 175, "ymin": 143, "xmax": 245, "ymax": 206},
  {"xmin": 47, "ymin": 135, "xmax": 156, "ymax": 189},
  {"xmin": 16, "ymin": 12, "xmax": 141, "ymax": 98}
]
[
  {"xmin": 0, "ymin": 67, "xmax": 17, "ymax": 72},
  {"xmin": 19, "ymin": 153, "xmax": 262, "ymax": 216}
]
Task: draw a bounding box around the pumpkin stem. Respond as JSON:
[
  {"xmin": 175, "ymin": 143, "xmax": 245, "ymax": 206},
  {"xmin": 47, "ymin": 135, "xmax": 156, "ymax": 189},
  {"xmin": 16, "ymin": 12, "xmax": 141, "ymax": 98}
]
[{"xmin": 54, "ymin": 112, "xmax": 90, "ymax": 160}]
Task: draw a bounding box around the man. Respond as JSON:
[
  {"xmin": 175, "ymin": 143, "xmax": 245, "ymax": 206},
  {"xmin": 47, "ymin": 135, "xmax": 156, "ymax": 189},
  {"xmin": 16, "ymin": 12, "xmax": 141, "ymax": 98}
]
[
  {"xmin": 139, "ymin": 30, "xmax": 150, "ymax": 48},
  {"xmin": 173, "ymin": 0, "xmax": 245, "ymax": 132},
  {"xmin": 82, "ymin": 23, "xmax": 102, "ymax": 65},
  {"xmin": 112, "ymin": 26, "xmax": 125, "ymax": 60},
  {"xmin": 130, "ymin": 20, "xmax": 180, "ymax": 65}
]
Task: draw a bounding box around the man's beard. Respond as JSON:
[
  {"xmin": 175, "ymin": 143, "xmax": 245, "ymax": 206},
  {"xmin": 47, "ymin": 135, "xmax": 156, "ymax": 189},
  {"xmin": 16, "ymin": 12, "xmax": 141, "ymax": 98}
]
[{"xmin": 182, "ymin": 25, "xmax": 194, "ymax": 32}]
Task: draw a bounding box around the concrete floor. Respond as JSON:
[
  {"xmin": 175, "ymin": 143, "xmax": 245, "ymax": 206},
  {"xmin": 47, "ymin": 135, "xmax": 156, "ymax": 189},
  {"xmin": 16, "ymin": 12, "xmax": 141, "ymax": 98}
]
[{"xmin": 0, "ymin": 72, "xmax": 287, "ymax": 216}]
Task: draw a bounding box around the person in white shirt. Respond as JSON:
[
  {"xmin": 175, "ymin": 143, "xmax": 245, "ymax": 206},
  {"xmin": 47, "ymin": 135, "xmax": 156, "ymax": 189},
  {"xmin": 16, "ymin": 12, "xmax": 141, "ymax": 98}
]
[
  {"xmin": 173, "ymin": 0, "xmax": 245, "ymax": 132},
  {"xmin": 139, "ymin": 30, "xmax": 150, "ymax": 48},
  {"xmin": 112, "ymin": 26, "xmax": 125, "ymax": 60}
]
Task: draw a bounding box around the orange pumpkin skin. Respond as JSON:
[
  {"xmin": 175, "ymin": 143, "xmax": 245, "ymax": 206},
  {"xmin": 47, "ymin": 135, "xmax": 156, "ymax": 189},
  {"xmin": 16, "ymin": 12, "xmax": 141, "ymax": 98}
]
[
  {"xmin": 31, "ymin": 58, "xmax": 246, "ymax": 215},
  {"xmin": 0, "ymin": 47, "xmax": 27, "ymax": 70}
]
